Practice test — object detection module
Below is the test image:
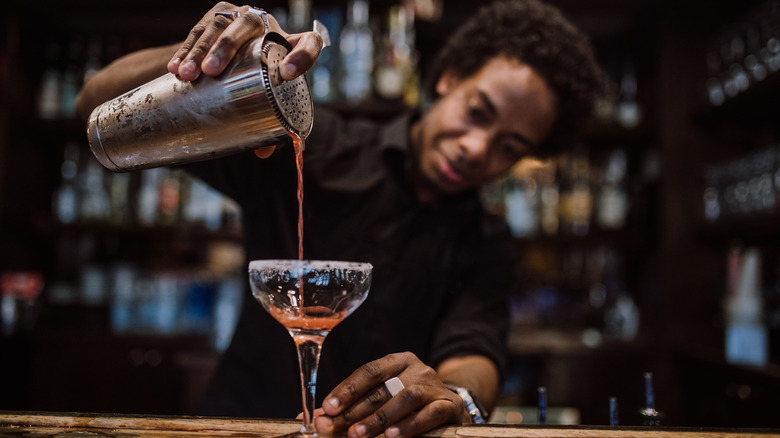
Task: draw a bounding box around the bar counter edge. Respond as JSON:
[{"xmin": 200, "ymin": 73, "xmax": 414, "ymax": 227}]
[{"xmin": 1, "ymin": 411, "xmax": 779, "ymax": 437}]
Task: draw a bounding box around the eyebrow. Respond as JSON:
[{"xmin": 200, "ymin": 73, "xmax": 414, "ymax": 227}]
[{"xmin": 477, "ymin": 90, "xmax": 539, "ymax": 150}]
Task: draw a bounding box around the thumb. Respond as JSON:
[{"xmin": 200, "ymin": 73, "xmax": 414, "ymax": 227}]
[{"xmin": 281, "ymin": 31, "xmax": 324, "ymax": 81}]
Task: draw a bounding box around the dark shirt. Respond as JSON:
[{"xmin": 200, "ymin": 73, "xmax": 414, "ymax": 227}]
[{"xmin": 186, "ymin": 106, "xmax": 513, "ymax": 418}]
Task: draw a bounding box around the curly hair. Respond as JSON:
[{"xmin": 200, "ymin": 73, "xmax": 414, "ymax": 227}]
[{"xmin": 425, "ymin": 0, "xmax": 605, "ymax": 157}]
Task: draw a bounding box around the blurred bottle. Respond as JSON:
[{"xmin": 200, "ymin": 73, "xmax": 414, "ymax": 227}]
[
  {"xmin": 340, "ymin": 0, "xmax": 374, "ymax": 102},
  {"xmin": 288, "ymin": 0, "xmax": 311, "ymax": 33},
  {"xmin": 54, "ymin": 142, "xmax": 81, "ymax": 224},
  {"xmin": 537, "ymin": 386, "xmax": 547, "ymax": 425},
  {"xmin": 768, "ymin": 259, "xmax": 780, "ymax": 361},
  {"xmin": 639, "ymin": 372, "xmax": 662, "ymax": 426},
  {"xmin": 727, "ymin": 33, "xmax": 750, "ymax": 96},
  {"xmin": 504, "ymin": 176, "xmax": 538, "ymax": 238},
  {"xmin": 78, "ymin": 158, "xmax": 110, "ymax": 222},
  {"xmin": 157, "ymin": 168, "xmax": 183, "ymax": 226},
  {"xmin": 725, "ymin": 246, "xmax": 769, "ymax": 366},
  {"xmin": 60, "ymin": 67, "xmax": 80, "ymax": 119},
  {"xmin": 83, "ymin": 36, "xmax": 104, "ymax": 85},
  {"xmin": 310, "ymin": 7, "xmax": 342, "ymax": 102},
  {"xmin": 60, "ymin": 38, "xmax": 85, "ymax": 119},
  {"xmin": 79, "ymin": 264, "xmax": 109, "ymax": 306},
  {"xmin": 154, "ymin": 274, "xmax": 181, "ymax": 335},
  {"xmin": 596, "ymin": 149, "xmax": 629, "ymax": 230},
  {"xmin": 222, "ymin": 197, "xmax": 243, "ymax": 233},
  {"xmin": 108, "ymin": 172, "xmax": 131, "ymax": 225},
  {"xmin": 775, "ymin": 144, "xmax": 780, "ymax": 205},
  {"xmin": 719, "ymin": 36, "xmax": 740, "ymax": 99},
  {"xmin": 702, "ymin": 166, "xmax": 722, "ymax": 222},
  {"xmin": 1, "ymin": 271, "xmax": 44, "ymax": 336},
  {"xmin": 561, "ymin": 147, "xmax": 592, "ymax": 235},
  {"xmin": 744, "ymin": 22, "xmax": 767, "ymax": 83},
  {"xmin": 538, "ymin": 161, "xmax": 559, "ymax": 235},
  {"xmin": 137, "ymin": 168, "xmax": 161, "ymax": 226},
  {"xmin": 604, "ymin": 293, "xmax": 640, "ymax": 340},
  {"xmin": 375, "ymin": 4, "xmax": 419, "ymax": 105},
  {"xmin": 213, "ymin": 275, "xmax": 243, "ymax": 351},
  {"xmin": 184, "ymin": 176, "xmax": 224, "ymax": 230},
  {"xmin": 759, "ymin": 8, "xmax": 780, "ymax": 73},
  {"xmin": 614, "ymin": 64, "xmax": 641, "ymax": 128},
  {"xmin": 181, "ymin": 279, "xmax": 217, "ymax": 334},
  {"xmin": 609, "ymin": 397, "xmax": 619, "ymax": 426},
  {"xmin": 706, "ymin": 48, "xmax": 726, "ymax": 106},
  {"xmin": 109, "ymin": 263, "xmax": 137, "ymax": 334},
  {"xmin": 37, "ymin": 42, "xmax": 62, "ymax": 119}
]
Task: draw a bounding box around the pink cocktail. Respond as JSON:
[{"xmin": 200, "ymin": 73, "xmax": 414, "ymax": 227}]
[{"xmin": 249, "ymin": 259, "xmax": 372, "ymax": 436}]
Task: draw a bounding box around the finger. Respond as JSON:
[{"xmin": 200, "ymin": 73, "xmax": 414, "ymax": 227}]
[
  {"xmin": 316, "ymin": 383, "xmax": 395, "ymax": 434},
  {"xmin": 348, "ymin": 384, "xmax": 430, "ymax": 438},
  {"xmin": 352, "ymin": 385, "xmax": 464, "ymax": 438},
  {"xmin": 314, "ymin": 415, "xmax": 336, "ymax": 434},
  {"xmin": 254, "ymin": 146, "xmax": 276, "ymax": 159},
  {"xmin": 169, "ymin": 2, "xmax": 239, "ymax": 77},
  {"xmin": 168, "ymin": 22, "xmax": 207, "ymax": 75},
  {"xmin": 178, "ymin": 14, "xmax": 239, "ymax": 81},
  {"xmin": 201, "ymin": 6, "xmax": 271, "ymax": 76},
  {"xmin": 382, "ymin": 400, "xmax": 462, "ymax": 438},
  {"xmin": 280, "ymin": 32, "xmax": 324, "ymax": 81},
  {"xmin": 322, "ymin": 353, "xmax": 411, "ymax": 416}
]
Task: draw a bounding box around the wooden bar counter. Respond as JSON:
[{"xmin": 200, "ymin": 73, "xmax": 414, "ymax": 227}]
[{"xmin": 2, "ymin": 412, "xmax": 779, "ymax": 437}]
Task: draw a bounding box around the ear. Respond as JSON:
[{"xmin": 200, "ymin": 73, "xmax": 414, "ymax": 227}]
[{"xmin": 435, "ymin": 69, "xmax": 460, "ymax": 96}]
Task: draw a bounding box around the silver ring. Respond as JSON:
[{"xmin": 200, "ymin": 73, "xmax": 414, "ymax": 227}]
[
  {"xmin": 384, "ymin": 377, "xmax": 404, "ymax": 397},
  {"xmin": 215, "ymin": 10, "xmax": 240, "ymax": 19},
  {"xmin": 247, "ymin": 7, "xmax": 270, "ymax": 32}
]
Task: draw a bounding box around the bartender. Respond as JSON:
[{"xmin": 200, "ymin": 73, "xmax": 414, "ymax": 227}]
[{"xmin": 76, "ymin": 1, "xmax": 604, "ymax": 437}]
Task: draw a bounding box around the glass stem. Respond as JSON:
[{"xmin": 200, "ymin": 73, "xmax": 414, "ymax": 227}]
[{"xmin": 296, "ymin": 337, "xmax": 324, "ymax": 434}]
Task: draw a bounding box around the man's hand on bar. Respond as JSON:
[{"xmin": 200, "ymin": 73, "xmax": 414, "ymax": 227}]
[{"xmin": 312, "ymin": 352, "xmax": 472, "ymax": 438}]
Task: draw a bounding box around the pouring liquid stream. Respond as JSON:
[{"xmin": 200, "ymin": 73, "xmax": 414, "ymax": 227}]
[
  {"xmin": 289, "ymin": 130, "xmax": 305, "ymax": 261},
  {"xmin": 285, "ymin": 132, "xmax": 348, "ymax": 328},
  {"xmin": 289, "ymin": 130, "xmax": 306, "ymax": 314}
]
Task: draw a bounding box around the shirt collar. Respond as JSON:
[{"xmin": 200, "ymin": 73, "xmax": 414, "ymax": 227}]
[{"xmin": 377, "ymin": 109, "xmax": 419, "ymax": 156}]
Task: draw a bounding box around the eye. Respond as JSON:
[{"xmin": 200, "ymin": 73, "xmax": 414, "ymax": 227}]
[
  {"xmin": 498, "ymin": 138, "xmax": 528, "ymax": 160},
  {"xmin": 467, "ymin": 100, "xmax": 490, "ymax": 125}
]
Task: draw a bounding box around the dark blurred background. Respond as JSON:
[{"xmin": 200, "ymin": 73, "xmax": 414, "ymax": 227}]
[{"xmin": 2, "ymin": 0, "xmax": 780, "ymax": 428}]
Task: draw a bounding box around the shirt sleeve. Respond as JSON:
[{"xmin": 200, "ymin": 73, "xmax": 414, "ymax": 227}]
[{"xmin": 427, "ymin": 214, "xmax": 514, "ymax": 380}]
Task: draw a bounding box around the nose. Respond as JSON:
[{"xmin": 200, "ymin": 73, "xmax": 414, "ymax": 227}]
[{"xmin": 458, "ymin": 129, "xmax": 490, "ymax": 167}]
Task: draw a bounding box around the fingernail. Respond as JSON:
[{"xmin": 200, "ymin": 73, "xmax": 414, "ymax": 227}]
[
  {"xmin": 326, "ymin": 397, "xmax": 340, "ymax": 410},
  {"xmin": 283, "ymin": 63, "xmax": 298, "ymax": 78},
  {"xmin": 204, "ymin": 54, "xmax": 221, "ymax": 71},
  {"xmin": 385, "ymin": 427, "xmax": 400, "ymax": 438},
  {"xmin": 179, "ymin": 61, "xmax": 196, "ymax": 78},
  {"xmin": 354, "ymin": 424, "xmax": 367, "ymax": 438},
  {"xmin": 169, "ymin": 57, "xmax": 181, "ymax": 67}
]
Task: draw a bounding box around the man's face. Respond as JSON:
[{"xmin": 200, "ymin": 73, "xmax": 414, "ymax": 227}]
[{"xmin": 410, "ymin": 57, "xmax": 558, "ymax": 202}]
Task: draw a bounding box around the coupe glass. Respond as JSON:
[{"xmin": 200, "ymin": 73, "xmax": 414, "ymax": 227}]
[{"xmin": 249, "ymin": 259, "xmax": 373, "ymax": 436}]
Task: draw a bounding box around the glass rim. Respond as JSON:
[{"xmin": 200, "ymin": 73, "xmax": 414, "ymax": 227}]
[{"xmin": 249, "ymin": 259, "xmax": 373, "ymax": 272}]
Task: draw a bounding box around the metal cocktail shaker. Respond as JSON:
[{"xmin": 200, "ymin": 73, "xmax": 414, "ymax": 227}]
[{"xmin": 86, "ymin": 32, "xmax": 313, "ymax": 172}]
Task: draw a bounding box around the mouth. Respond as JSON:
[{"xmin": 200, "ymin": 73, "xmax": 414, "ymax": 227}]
[{"xmin": 437, "ymin": 154, "xmax": 466, "ymax": 185}]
